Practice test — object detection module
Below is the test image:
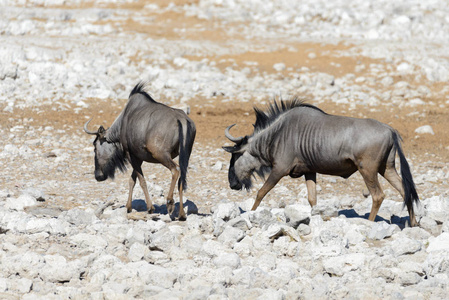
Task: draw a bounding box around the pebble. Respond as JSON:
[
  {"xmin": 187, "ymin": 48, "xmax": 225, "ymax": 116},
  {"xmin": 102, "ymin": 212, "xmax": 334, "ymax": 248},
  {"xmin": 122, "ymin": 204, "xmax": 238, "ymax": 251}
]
[{"xmin": 415, "ymin": 125, "xmax": 435, "ymax": 135}]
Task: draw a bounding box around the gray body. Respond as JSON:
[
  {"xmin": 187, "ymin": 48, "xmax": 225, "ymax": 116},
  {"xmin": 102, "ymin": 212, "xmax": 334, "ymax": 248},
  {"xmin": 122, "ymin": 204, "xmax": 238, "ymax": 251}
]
[
  {"xmin": 254, "ymin": 108, "xmax": 393, "ymax": 178},
  {"xmin": 224, "ymin": 100, "xmax": 419, "ymax": 226},
  {"xmin": 85, "ymin": 82, "xmax": 196, "ymax": 220}
]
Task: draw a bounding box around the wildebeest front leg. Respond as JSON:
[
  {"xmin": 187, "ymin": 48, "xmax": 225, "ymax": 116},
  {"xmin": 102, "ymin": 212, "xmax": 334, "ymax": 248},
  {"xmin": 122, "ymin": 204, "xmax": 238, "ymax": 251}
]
[
  {"xmin": 251, "ymin": 170, "xmax": 284, "ymax": 211},
  {"xmin": 136, "ymin": 171, "xmax": 155, "ymax": 214},
  {"xmin": 305, "ymin": 172, "xmax": 317, "ymax": 207},
  {"xmin": 129, "ymin": 157, "xmax": 155, "ymax": 213},
  {"xmin": 126, "ymin": 170, "xmax": 138, "ymax": 213}
]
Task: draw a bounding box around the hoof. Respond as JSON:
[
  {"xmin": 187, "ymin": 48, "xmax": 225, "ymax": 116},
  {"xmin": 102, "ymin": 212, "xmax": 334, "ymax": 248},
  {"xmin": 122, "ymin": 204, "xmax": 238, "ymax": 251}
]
[
  {"xmin": 126, "ymin": 206, "xmax": 132, "ymax": 213},
  {"xmin": 148, "ymin": 205, "xmax": 155, "ymax": 214},
  {"xmin": 178, "ymin": 213, "xmax": 187, "ymax": 221},
  {"xmin": 167, "ymin": 201, "xmax": 175, "ymax": 215}
]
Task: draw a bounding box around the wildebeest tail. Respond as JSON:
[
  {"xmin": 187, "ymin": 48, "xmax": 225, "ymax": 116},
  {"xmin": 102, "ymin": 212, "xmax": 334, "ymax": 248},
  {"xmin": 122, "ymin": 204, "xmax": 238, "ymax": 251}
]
[
  {"xmin": 393, "ymin": 131, "xmax": 419, "ymax": 213},
  {"xmin": 177, "ymin": 119, "xmax": 196, "ymax": 191}
]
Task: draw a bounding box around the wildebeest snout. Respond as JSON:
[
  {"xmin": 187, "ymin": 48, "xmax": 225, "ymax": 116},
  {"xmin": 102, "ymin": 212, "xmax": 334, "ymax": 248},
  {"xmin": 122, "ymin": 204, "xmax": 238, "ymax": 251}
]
[
  {"xmin": 95, "ymin": 170, "xmax": 107, "ymax": 182},
  {"xmin": 230, "ymin": 181, "xmax": 242, "ymax": 190}
]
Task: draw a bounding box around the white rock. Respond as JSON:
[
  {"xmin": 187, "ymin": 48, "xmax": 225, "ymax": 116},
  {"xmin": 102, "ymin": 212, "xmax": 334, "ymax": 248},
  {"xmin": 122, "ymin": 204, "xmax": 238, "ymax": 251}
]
[
  {"xmin": 419, "ymin": 216, "xmax": 439, "ymax": 236},
  {"xmin": 397, "ymin": 62, "xmax": 411, "ymax": 72},
  {"xmin": 297, "ymin": 223, "xmax": 311, "ymax": 236},
  {"xmin": 368, "ymin": 221, "xmax": 400, "ymax": 240},
  {"xmin": 272, "ymin": 236, "xmax": 298, "ymax": 256},
  {"xmin": 427, "ymin": 232, "xmax": 449, "ymax": 252},
  {"xmin": 23, "ymin": 187, "xmax": 45, "ymax": 201},
  {"xmin": 424, "ymin": 196, "xmax": 449, "ymax": 223},
  {"xmin": 227, "ymin": 216, "xmax": 251, "ymax": 231},
  {"xmin": 0, "ymin": 278, "xmax": 7, "ymax": 292},
  {"xmin": 248, "ymin": 208, "xmax": 276, "ymax": 228},
  {"xmin": 128, "ymin": 242, "xmax": 149, "ymax": 262},
  {"xmin": 398, "ymin": 272, "xmax": 422, "ymax": 286},
  {"xmin": 10, "ymin": 278, "xmax": 33, "ymax": 294},
  {"xmin": 39, "ymin": 255, "xmax": 83, "ymax": 283},
  {"xmin": 213, "ymin": 202, "xmax": 241, "ymax": 221},
  {"xmin": 202, "ymin": 239, "xmax": 228, "ymax": 257},
  {"xmin": 390, "ymin": 236, "xmax": 422, "ymax": 256},
  {"xmin": 62, "ymin": 208, "xmax": 98, "ymax": 226},
  {"xmin": 310, "ymin": 198, "xmax": 339, "ymax": 220},
  {"xmin": 211, "ymin": 161, "xmax": 223, "ymax": 171},
  {"xmin": 284, "ymin": 204, "xmax": 311, "ymax": 228},
  {"xmin": 218, "ymin": 226, "xmax": 245, "ymax": 248},
  {"xmin": 234, "ymin": 236, "xmax": 254, "ymax": 257},
  {"xmin": 323, "ymin": 253, "xmax": 366, "ymax": 276},
  {"xmin": 442, "ymin": 220, "xmax": 449, "ymax": 233},
  {"xmin": 424, "ymin": 252, "xmax": 449, "ymax": 277},
  {"xmin": 5, "ymin": 194, "xmax": 37, "ymax": 211},
  {"xmin": 132, "ymin": 261, "xmax": 177, "ymax": 289},
  {"xmin": 414, "ymin": 125, "xmax": 434, "ymax": 135},
  {"xmin": 273, "ymin": 63, "xmax": 286, "ymax": 72},
  {"xmin": 149, "ymin": 227, "xmax": 179, "ymax": 252},
  {"xmin": 345, "ymin": 227, "xmax": 366, "ymax": 245},
  {"xmin": 213, "ymin": 252, "xmax": 241, "ymax": 269},
  {"xmin": 70, "ymin": 233, "xmax": 108, "ymax": 250}
]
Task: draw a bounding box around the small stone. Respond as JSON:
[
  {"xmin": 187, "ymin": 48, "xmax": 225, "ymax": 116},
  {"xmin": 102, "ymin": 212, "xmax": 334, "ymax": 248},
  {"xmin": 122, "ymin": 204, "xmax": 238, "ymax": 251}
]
[
  {"xmin": 213, "ymin": 202, "xmax": 241, "ymax": 222},
  {"xmin": 284, "ymin": 204, "xmax": 311, "ymax": 228},
  {"xmin": 427, "ymin": 232, "xmax": 449, "ymax": 252},
  {"xmin": 297, "ymin": 223, "xmax": 311, "ymax": 236},
  {"xmin": 213, "ymin": 252, "xmax": 241, "ymax": 269},
  {"xmin": 273, "ymin": 63, "xmax": 286, "ymax": 71},
  {"xmin": 128, "ymin": 242, "xmax": 149, "ymax": 262},
  {"xmin": 5, "ymin": 194, "xmax": 37, "ymax": 211},
  {"xmin": 415, "ymin": 125, "xmax": 434, "ymax": 135},
  {"xmin": 368, "ymin": 221, "xmax": 400, "ymax": 240}
]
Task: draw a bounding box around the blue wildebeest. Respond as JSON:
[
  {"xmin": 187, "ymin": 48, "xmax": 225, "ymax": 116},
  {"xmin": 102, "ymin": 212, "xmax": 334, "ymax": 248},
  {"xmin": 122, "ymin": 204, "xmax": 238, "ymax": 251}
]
[
  {"xmin": 84, "ymin": 82, "xmax": 196, "ymax": 220},
  {"xmin": 223, "ymin": 99, "xmax": 419, "ymax": 226}
]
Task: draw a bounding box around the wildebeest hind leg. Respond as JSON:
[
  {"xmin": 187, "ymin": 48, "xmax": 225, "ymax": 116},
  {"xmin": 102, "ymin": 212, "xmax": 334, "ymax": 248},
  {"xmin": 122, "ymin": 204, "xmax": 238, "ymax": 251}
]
[
  {"xmin": 158, "ymin": 155, "xmax": 180, "ymax": 217},
  {"xmin": 380, "ymin": 166, "xmax": 405, "ymax": 199},
  {"xmin": 381, "ymin": 165, "xmax": 417, "ymax": 226},
  {"xmin": 178, "ymin": 182, "xmax": 186, "ymax": 221},
  {"xmin": 251, "ymin": 170, "xmax": 284, "ymax": 210},
  {"xmin": 359, "ymin": 167, "xmax": 385, "ymax": 222}
]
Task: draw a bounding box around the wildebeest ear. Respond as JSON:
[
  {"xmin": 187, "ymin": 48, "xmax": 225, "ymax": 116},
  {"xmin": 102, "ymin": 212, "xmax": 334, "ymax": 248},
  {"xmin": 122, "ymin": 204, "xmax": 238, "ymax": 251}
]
[{"xmin": 222, "ymin": 146, "xmax": 235, "ymax": 153}]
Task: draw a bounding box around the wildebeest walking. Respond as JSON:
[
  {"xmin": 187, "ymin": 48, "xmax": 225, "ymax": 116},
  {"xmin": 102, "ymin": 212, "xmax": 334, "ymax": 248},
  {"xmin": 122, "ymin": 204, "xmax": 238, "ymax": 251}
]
[
  {"xmin": 84, "ymin": 82, "xmax": 196, "ymax": 220},
  {"xmin": 223, "ymin": 99, "xmax": 419, "ymax": 226}
]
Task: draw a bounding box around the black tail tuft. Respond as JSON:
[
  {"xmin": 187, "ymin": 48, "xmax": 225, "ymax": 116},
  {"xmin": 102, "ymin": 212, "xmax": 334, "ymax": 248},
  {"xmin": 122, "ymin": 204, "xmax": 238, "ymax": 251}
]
[
  {"xmin": 393, "ymin": 132, "xmax": 419, "ymax": 216},
  {"xmin": 177, "ymin": 119, "xmax": 196, "ymax": 191}
]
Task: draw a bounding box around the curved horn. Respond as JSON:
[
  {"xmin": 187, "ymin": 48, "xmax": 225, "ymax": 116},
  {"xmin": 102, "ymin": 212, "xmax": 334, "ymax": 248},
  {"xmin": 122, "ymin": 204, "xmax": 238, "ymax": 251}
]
[
  {"xmin": 83, "ymin": 118, "xmax": 97, "ymax": 135},
  {"xmin": 225, "ymin": 124, "xmax": 244, "ymax": 143}
]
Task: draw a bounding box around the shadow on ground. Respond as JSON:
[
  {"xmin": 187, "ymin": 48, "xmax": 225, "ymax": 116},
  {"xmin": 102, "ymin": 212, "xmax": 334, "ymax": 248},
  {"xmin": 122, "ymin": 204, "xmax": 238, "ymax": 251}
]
[
  {"xmin": 131, "ymin": 199, "xmax": 200, "ymax": 217},
  {"xmin": 339, "ymin": 209, "xmax": 410, "ymax": 229}
]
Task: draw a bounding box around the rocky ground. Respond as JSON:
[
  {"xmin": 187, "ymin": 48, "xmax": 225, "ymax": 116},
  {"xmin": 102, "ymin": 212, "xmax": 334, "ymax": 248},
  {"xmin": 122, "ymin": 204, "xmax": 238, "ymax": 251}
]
[{"xmin": 1, "ymin": 0, "xmax": 449, "ymax": 299}]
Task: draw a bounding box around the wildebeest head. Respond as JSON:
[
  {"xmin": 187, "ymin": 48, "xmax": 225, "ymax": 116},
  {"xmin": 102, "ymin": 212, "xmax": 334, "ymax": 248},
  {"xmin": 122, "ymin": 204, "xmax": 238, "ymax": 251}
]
[
  {"xmin": 84, "ymin": 119, "xmax": 126, "ymax": 181},
  {"xmin": 223, "ymin": 124, "xmax": 263, "ymax": 190}
]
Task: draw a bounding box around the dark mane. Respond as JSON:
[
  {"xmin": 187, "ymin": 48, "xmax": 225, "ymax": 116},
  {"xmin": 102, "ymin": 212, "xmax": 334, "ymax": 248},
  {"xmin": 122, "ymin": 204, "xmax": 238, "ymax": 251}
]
[
  {"xmin": 253, "ymin": 98, "xmax": 325, "ymax": 132},
  {"xmin": 129, "ymin": 81, "xmax": 157, "ymax": 103}
]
